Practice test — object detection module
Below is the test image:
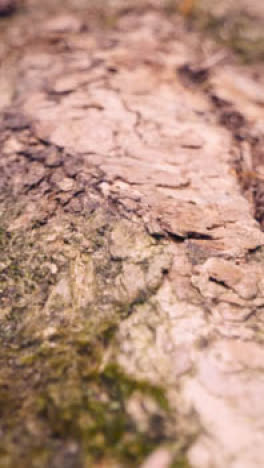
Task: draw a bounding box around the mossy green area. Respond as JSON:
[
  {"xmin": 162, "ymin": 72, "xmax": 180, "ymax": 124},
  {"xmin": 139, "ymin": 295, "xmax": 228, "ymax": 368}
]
[
  {"xmin": 0, "ymin": 343, "xmax": 170, "ymax": 468},
  {"xmin": 165, "ymin": 0, "xmax": 264, "ymax": 63},
  {"xmin": 194, "ymin": 9, "xmax": 264, "ymax": 62},
  {"xmin": 170, "ymin": 457, "xmax": 191, "ymax": 468},
  {"xmin": 0, "ymin": 208, "xmax": 189, "ymax": 467}
]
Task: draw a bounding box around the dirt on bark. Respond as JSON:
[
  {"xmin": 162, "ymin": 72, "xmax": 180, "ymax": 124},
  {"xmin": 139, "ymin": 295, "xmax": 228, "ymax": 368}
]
[{"xmin": 1, "ymin": 1, "xmax": 264, "ymax": 467}]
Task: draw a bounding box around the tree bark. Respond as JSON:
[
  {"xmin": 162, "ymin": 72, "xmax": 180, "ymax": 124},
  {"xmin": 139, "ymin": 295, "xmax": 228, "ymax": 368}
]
[{"xmin": 1, "ymin": 1, "xmax": 264, "ymax": 467}]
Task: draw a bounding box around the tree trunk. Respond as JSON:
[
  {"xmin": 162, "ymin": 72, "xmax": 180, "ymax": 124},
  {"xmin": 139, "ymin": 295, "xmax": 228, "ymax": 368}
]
[{"xmin": 1, "ymin": 1, "xmax": 264, "ymax": 467}]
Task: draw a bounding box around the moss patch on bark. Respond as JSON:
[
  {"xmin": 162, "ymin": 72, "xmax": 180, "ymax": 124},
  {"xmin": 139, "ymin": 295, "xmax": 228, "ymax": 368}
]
[{"xmin": 0, "ymin": 208, "xmax": 190, "ymax": 467}]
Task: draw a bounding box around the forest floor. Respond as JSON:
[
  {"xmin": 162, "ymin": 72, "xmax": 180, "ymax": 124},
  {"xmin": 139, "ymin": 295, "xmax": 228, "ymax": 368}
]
[{"xmin": 1, "ymin": 1, "xmax": 264, "ymax": 467}]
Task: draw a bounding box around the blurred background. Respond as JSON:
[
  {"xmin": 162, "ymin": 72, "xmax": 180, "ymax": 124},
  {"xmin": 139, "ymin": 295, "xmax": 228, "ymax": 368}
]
[{"xmin": 2, "ymin": 0, "xmax": 264, "ymax": 62}]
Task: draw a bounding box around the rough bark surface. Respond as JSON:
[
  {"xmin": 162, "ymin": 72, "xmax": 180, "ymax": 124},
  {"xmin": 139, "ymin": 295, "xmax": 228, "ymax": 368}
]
[{"xmin": 1, "ymin": 1, "xmax": 264, "ymax": 467}]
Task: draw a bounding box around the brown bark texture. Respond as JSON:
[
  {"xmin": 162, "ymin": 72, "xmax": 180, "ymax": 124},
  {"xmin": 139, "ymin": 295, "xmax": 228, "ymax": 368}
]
[{"xmin": 1, "ymin": 1, "xmax": 264, "ymax": 467}]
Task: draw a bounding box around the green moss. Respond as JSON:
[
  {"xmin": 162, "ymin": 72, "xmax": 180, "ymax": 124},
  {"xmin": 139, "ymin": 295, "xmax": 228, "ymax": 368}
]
[
  {"xmin": 0, "ymin": 329, "xmax": 172, "ymax": 467},
  {"xmin": 187, "ymin": 2, "xmax": 264, "ymax": 62},
  {"xmin": 0, "ymin": 210, "xmax": 183, "ymax": 467},
  {"xmin": 100, "ymin": 363, "xmax": 169, "ymax": 411},
  {"xmin": 0, "ymin": 227, "xmax": 7, "ymax": 246},
  {"xmin": 170, "ymin": 455, "xmax": 191, "ymax": 467}
]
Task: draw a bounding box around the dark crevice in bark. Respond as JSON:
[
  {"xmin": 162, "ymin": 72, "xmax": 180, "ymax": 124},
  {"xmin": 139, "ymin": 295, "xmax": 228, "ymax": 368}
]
[{"xmin": 208, "ymin": 91, "xmax": 264, "ymax": 231}]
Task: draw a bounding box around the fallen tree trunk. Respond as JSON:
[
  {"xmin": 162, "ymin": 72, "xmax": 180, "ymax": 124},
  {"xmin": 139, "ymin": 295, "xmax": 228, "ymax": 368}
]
[{"xmin": 1, "ymin": 1, "xmax": 264, "ymax": 467}]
